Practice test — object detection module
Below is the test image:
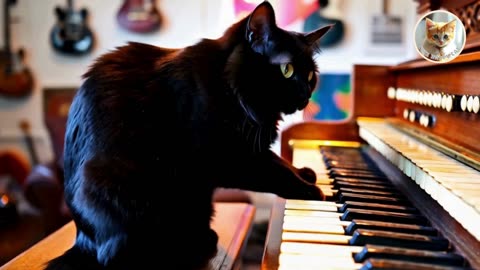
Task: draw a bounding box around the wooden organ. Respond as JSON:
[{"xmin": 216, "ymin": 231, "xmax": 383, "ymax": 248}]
[{"xmin": 261, "ymin": 1, "xmax": 480, "ymax": 269}]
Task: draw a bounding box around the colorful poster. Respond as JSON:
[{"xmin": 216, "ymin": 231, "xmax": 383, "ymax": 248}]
[
  {"xmin": 303, "ymin": 73, "xmax": 352, "ymax": 121},
  {"xmin": 233, "ymin": 0, "xmax": 318, "ymax": 28}
]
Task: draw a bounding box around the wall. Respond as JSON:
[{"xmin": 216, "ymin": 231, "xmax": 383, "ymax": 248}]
[{"xmin": 0, "ymin": 0, "xmax": 418, "ymax": 166}]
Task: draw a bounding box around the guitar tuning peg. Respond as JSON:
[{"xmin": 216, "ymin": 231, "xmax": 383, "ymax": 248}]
[{"xmin": 7, "ymin": 0, "xmax": 18, "ymax": 6}]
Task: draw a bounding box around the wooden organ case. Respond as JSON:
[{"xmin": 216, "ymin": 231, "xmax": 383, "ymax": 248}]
[{"xmin": 261, "ymin": 1, "xmax": 480, "ymax": 269}]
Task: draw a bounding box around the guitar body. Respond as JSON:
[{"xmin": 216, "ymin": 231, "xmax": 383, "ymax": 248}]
[
  {"xmin": 0, "ymin": 0, "xmax": 34, "ymax": 98},
  {"xmin": 116, "ymin": 0, "xmax": 162, "ymax": 33},
  {"xmin": 0, "ymin": 50, "xmax": 33, "ymax": 98},
  {"xmin": 50, "ymin": 3, "xmax": 94, "ymax": 55}
]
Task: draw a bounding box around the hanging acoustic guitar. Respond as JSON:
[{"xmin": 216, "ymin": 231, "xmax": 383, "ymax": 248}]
[
  {"xmin": 116, "ymin": 0, "xmax": 163, "ymax": 33},
  {"xmin": 50, "ymin": 0, "xmax": 94, "ymax": 55},
  {"xmin": 0, "ymin": 0, "xmax": 34, "ymax": 98}
]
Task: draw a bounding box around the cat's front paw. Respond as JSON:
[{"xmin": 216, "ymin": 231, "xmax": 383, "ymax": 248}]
[
  {"xmin": 284, "ymin": 183, "xmax": 325, "ymax": 201},
  {"xmin": 300, "ymin": 184, "xmax": 325, "ymax": 201},
  {"xmin": 297, "ymin": 167, "xmax": 316, "ymax": 184}
]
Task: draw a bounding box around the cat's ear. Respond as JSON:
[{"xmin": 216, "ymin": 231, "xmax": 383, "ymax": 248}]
[
  {"xmin": 445, "ymin": 19, "xmax": 456, "ymax": 31},
  {"xmin": 425, "ymin": 18, "xmax": 435, "ymax": 29},
  {"xmin": 305, "ymin": 24, "xmax": 334, "ymax": 50},
  {"xmin": 246, "ymin": 1, "xmax": 276, "ymax": 54}
]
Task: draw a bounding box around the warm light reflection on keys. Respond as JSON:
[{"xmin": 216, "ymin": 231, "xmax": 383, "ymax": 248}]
[{"xmin": 282, "ymin": 232, "xmax": 351, "ymax": 244}]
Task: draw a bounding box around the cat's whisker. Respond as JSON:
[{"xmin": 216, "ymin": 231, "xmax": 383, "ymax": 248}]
[
  {"xmin": 257, "ymin": 127, "xmax": 263, "ymax": 153},
  {"xmin": 253, "ymin": 127, "xmax": 259, "ymax": 153}
]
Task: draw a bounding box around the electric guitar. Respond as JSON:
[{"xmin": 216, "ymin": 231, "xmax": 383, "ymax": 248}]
[
  {"xmin": 116, "ymin": 0, "xmax": 163, "ymax": 33},
  {"xmin": 50, "ymin": 0, "xmax": 94, "ymax": 55},
  {"xmin": 0, "ymin": 0, "xmax": 34, "ymax": 98}
]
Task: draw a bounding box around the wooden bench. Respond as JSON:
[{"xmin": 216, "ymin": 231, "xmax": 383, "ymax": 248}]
[{"xmin": 0, "ymin": 202, "xmax": 255, "ymax": 270}]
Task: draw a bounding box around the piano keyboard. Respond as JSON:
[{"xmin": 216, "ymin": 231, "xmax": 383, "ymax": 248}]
[
  {"xmin": 357, "ymin": 117, "xmax": 480, "ymax": 241},
  {"xmin": 276, "ymin": 143, "xmax": 474, "ymax": 270}
]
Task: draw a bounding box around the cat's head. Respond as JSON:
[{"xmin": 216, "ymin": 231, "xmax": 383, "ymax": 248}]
[
  {"xmin": 225, "ymin": 1, "xmax": 332, "ymax": 123},
  {"xmin": 425, "ymin": 18, "xmax": 456, "ymax": 48}
]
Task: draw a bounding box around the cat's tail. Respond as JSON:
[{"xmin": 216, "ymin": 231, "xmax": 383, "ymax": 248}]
[{"xmin": 44, "ymin": 245, "xmax": 102, "ymax": 270}]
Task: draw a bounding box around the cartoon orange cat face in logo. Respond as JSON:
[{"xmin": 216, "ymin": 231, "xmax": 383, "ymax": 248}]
[{"xmin": 425, "ymin": 18, "xmax": 456, "ymax": 48}]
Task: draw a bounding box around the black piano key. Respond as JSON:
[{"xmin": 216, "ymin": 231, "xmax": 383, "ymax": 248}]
[
  {"xmin": 345, "ymin": 219, "xmax": 438, "ymax": 235},
  {"xmin": 330, "ymin": 170, "xmax": 388, "ymax": 180},
  {"xmin": 339, "ymin": 201, "xmax": 418, "ymax": 213},
  {"xmin": 359, "ymin": 258, "xmax": 472, "ymax": 270},
  {"xmin": 328, "ymin": 166, "xmax": 384, "ymax": 174},
  {"xmin": 338, "ymin": 192, "xmax": 409, "ymax": 204},
  {"xmin": 325, "ymin": 161, "xmax": 379, "ymax": 171},
  {"xmin": 354, "ymin": 244, "xmax": 466, "ymax": 266},
  {"xmin": 341, "ymin": 209, "xmax": 429, "ymax": 225},
  {"xmin": 338, "ymin": 187, "xmax": 402, "ymax": 197},
  {"xmin": 334, "ymin": 181, "xmax": 397, "ymax": 191},
  {"xmin": 349, "ymin": 229, "xmax": 450, "ymax": 251},
  {"xmin": 330, "ymin": 167, "xmax": 386, "ymax": 175},
  {"xmin": 334, "ymin": 177, "xmax": 392, "ymax": 186}
]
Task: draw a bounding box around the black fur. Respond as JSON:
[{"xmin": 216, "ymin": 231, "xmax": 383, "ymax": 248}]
[{"xmin": 47, "ymin": 2, "xmax": 331, "ymax": 269}]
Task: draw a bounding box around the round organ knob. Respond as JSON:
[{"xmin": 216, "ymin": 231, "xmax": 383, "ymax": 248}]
[
  {"xmin": 387, "ymin": 87, "xmax": 396, "ymax": 99},
  {"xmin": 473, "ymin": 96, "xmax": 480, "ymax": 114},
  {"xmin": 409, "ymin": 110, "xmax": 418, "ymax": 122},
  {"xmin": 460, "ymin": 95, "xmax": 468, "ymax": 111},
  {"xmin": 403, "ymin": 108, "xmax": 410, "ymax": 120},
  {"xmin": 419, "ymin": 114, "xmax": 426, "ymax": 126},
  {"xmin": 419, "ymin": 114, "xmax": 435, "ymax": 127},
  {"xmin": 434, "ymin": 93, "xmax": 442, "ymax": 108},
  {"xmin": 441, "ymin": 94, "xmax": 447, "ymax": 110},
  {"xmin": 427, "ymin": 92, "xmax": 434, "ymax": 107},
  {"xmin": 467, "ymin": 96, "xmax": 474, "ymax": 112}
]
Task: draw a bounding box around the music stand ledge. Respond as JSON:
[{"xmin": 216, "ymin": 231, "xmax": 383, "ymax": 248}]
[{"xmin": 0, "ymin": 202, "xmax": 256, "ymax": 270}]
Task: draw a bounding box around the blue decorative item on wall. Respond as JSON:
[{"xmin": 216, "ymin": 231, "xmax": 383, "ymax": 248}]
[{"xmin": 303, "ymin": 73, "xmax": 352, "ymax": 121}]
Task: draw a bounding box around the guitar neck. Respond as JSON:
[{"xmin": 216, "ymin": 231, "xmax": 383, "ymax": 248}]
[
  {"xmin": 20, "ymin": 120, "xmax": 39, "ymax": 167},
  {"xmin": 3, "ymin": 0, "xmax": 12, "ymax": 53}
]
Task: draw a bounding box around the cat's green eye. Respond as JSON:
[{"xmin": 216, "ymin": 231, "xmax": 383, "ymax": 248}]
[
  {"xmin": 308, "ymin": 71, "xmax": 314, "ymax": 81},
  {"xmin": 280, "ymin": 63, "xmax": 294, "ymax": 78},
  {"xmin": 444, "ymin": 35, "xmax": 449, "ymax": 39},
  {"xmin": 433, "ymin": 34, "xmax": 439, "ymax": 39}
]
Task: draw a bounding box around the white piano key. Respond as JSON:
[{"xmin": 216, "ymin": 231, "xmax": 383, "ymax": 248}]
[
  {"xmin": 282, "ymin": 232, "xmax": 351, "ymax": 244},
  {"xmin": 285, "ymin": 200, "xmax": 340, "ymax": 212},
  {"xmin": 279, "ymin": 253, "xmax": 362, "ymax": 269},
  {"xmin": 283, "ymin": 221, "xmax": 345, "ymax": 234},
  {"xmin": 283, "ymin": 215, "xmax": 347, "ymax": 225},
  {"xmin": 286, "ymin": 199, "xmax": 339, "ymax": 206},
  {"xmin": 284, "ymin": 209, "xmax": 342, "ymax": 218},
  {"xmin": 280, "ymin": 242, "xmax": 363, "ymax": 256}
]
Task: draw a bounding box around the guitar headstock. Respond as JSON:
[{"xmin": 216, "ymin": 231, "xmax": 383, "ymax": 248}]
[{"xmin": 6, "ymin": 0, "xmax": 16, "ymax": 6}]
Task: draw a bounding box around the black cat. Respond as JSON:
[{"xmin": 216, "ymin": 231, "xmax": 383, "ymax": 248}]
[{"xmin": 46, "ymin": 1, "xmax": 332, "ymax": 269}]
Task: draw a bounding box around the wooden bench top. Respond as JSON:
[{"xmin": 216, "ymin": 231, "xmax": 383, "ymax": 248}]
[{"xmin": 0, "ymin": 202, "xmax": 255, "ymax": 270}]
